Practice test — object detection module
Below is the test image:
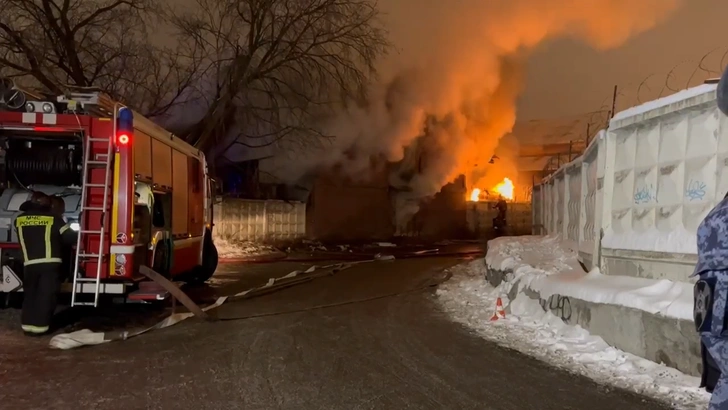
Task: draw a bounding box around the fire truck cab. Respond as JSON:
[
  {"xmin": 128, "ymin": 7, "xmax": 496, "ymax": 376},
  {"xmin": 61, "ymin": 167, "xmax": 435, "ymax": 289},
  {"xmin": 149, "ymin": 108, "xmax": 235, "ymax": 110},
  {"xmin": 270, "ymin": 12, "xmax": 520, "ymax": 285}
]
[{"xmin": 0, "ymin": 81, "xmax": 218, "ymax": 306}]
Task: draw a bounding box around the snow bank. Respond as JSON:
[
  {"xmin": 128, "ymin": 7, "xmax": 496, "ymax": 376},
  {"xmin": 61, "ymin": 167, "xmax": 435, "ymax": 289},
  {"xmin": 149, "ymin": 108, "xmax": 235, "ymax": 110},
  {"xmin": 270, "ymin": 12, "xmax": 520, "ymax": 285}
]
[
  {"xmin": 215, "ymin": 238, "xmax": 277, "ymax": 258},
  {"xmin": 485, "ymin": 235, "xmax": 575, "ymax": 274},
  {"xmin": 486, "ymin": 236, "xmax": 694, "ymax": 321},
  {"xmin": 601, "ymin": 227, "xmax": 697, "ymax": 255},
  {"xmin": 436, "ymin": 260, "xmax": 709, "ymax": 409},
  {"xmin": 611, "ymin": 83, "xmax": 716, "ymax": 122}
]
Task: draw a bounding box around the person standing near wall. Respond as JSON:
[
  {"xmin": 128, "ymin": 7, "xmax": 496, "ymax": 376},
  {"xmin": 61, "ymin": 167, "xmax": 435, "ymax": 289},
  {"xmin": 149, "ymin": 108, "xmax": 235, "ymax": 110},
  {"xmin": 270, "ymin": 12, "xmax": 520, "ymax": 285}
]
[
  {"xmin": 694, "ymin": 197, "xmax": 728, "ymax": 408},
  {"xmin": 492, "ymin": 195, "xmax": 507, "ymax": 236},
  {"xmin": 694, "ymin": 65, "xmax": 728, "ymax": 408}
]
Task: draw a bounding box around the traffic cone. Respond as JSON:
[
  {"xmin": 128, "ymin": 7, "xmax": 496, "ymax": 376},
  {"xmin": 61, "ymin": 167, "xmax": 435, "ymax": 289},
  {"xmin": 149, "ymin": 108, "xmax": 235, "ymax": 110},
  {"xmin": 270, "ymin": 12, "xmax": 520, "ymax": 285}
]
[{"xmin": 489, "ymin": 297, "xmax": 506, "ymax": 321}]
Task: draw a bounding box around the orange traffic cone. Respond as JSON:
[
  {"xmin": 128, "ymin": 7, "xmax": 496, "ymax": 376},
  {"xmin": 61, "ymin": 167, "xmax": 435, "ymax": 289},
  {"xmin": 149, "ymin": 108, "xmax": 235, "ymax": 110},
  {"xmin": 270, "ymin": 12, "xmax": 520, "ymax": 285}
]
[{"xmin": 489, "ymin": 297, "xmax": 506, "ymax": 321}]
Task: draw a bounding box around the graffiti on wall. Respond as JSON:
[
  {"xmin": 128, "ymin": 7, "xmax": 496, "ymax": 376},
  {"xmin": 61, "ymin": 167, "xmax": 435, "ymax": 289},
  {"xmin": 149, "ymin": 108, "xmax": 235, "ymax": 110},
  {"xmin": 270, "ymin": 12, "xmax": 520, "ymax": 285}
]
[
  {"xmin": 540, "ymin": 294, "xmax": 572, "ymax": 323},
  {"xmin": 685, "ymin": 179, "xmax": 707, "ymax": 201},
  {"xmin": 634, "ymin": 184, "xmax": 655, "ymax": 204}
]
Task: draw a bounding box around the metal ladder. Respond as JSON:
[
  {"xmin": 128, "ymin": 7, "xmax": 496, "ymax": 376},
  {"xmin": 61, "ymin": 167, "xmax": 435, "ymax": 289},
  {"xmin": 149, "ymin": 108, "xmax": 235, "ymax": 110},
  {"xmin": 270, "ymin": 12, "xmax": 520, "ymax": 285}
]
[{"xmin": 70, "ymin": 111, "xmax": 117, "ymax": 307}]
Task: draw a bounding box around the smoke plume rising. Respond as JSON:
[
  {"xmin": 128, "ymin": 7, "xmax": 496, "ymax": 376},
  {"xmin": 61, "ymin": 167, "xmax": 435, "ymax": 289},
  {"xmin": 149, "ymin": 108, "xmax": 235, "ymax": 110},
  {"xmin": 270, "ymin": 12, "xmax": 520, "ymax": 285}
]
[{"xmin": 271, "ymin": 0, "xmax": 681, "ymax": 198}]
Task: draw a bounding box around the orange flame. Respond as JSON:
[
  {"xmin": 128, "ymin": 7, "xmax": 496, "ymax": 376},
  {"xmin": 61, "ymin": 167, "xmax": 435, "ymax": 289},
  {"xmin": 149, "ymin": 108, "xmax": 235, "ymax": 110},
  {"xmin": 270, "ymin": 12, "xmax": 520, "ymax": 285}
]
[
  {"xmin": 469, "ymin": 178, "xmax": 514, "ymax": 202},
  {"xmin": 493, "ymin": 178, "xmax": 514, "ymax": 200}
]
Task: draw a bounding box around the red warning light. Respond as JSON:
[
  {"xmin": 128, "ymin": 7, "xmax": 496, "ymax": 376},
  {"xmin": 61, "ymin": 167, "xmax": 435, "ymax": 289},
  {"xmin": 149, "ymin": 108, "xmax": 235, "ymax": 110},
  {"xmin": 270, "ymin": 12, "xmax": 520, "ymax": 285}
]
[{"xmin": 117, "ymin": 134, "xmax": 130, "ymax": 145}]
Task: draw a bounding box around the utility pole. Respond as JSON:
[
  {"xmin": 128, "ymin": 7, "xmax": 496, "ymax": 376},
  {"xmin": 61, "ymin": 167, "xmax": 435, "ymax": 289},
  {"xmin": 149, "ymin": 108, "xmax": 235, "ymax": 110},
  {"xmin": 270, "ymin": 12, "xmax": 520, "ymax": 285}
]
[{"xmin": 586, "ymin": 123, "xmax": 591, "ymax": 146}]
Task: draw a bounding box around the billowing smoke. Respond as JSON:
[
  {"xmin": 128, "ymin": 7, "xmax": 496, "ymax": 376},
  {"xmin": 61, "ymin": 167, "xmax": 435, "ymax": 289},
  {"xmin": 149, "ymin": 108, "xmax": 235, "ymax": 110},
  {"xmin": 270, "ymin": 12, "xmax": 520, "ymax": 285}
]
[{"xmin": 269, "ymin": 0, "xmax": 681, "ymax": 200}]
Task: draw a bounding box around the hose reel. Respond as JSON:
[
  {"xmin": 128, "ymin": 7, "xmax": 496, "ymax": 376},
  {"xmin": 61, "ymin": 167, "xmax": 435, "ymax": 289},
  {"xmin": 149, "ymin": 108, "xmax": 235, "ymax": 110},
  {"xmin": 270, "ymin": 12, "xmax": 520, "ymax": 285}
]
[{"xmin": 6, "ymin": 141, "xmax": 81, "ymax": 187}]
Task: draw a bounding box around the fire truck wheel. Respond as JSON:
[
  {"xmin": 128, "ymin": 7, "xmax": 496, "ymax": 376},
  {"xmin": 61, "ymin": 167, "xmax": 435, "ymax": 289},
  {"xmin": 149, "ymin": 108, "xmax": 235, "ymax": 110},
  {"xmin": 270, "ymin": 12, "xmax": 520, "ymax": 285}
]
[
  {"xmin": 153, "ymin": 241, "xmax": 171, "ymax": 277},
  {"xmin": 185, "ymin": 235, "xmax": 218, "ymax": 286}
]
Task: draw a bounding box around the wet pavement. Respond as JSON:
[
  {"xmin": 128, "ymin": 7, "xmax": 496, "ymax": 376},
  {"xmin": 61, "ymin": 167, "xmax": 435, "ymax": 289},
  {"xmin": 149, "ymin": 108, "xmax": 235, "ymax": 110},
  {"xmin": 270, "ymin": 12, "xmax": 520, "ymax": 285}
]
[
  {"xmin": 218, "ymin": 240, "xmax": 485, "ymax": 263},
  {"xmin": 0, "ymin": 256, "xmax": 673, "ymax": 410}
]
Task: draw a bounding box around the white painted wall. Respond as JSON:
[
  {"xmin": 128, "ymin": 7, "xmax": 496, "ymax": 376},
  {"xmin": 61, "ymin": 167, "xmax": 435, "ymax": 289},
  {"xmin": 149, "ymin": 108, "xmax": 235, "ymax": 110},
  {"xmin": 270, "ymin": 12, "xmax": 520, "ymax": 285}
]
[{"xmin": 532, "ymin": 83, "xmax": 720, "ymax": 281}]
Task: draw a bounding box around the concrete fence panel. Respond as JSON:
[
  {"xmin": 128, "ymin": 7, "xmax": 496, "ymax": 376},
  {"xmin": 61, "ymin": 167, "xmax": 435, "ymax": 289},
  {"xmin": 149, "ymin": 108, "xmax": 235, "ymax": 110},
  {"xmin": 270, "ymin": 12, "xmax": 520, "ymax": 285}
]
[
  {"xmin": 213, "ymin": 197, "xmax": 306, "ymax": 244},
  {"xmin": 532, "ymin": 84, "xmax": 724, "ymax": 280}
]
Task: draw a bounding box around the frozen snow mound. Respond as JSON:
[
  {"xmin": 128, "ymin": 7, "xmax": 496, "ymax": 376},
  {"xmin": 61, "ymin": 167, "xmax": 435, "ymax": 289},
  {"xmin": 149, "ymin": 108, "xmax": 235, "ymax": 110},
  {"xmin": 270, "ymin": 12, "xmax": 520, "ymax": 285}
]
[
  {"xmin": 485, "ymin": 235, "xmax": 694, "ymax": 321},
  {"xmin": 485, "ymin": 235, "xmax": 577, "ymax": 275}
]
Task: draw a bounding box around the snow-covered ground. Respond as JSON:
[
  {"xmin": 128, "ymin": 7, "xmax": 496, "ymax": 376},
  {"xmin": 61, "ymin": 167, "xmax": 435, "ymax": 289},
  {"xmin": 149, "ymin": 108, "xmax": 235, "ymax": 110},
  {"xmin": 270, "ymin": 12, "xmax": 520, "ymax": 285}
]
[
  {"xmin": 485, "ymin": 235, "xmax": 693, "ymax": 320},
  {"xmin": 214, "ymin": 238, "xmax": 277, "ymax": 258},
  {"xmin": 436, "ymin": 259, "xmax": 710, "ymax": 409}
]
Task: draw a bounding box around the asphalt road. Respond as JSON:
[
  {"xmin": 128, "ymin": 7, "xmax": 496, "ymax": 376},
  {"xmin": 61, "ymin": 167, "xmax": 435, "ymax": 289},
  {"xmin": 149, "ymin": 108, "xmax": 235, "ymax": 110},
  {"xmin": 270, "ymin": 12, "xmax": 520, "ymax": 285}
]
[{"xmin": 0, "ymin": 257, "xmax": 673, "ymax": 410}]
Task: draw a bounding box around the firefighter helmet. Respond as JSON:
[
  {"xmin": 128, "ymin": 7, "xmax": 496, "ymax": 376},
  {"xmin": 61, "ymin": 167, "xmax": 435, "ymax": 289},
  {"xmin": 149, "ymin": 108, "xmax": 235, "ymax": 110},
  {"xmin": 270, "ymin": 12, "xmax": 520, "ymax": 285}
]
[{"xmin": 29, "ymin": 191, "xmax": 51, "ymax": 207}]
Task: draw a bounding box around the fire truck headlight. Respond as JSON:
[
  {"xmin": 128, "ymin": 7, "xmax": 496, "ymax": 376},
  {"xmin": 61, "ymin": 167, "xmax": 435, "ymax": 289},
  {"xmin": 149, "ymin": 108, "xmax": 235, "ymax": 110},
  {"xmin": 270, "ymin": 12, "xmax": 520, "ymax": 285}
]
[
  {"xmin": 70, "ymin": 222, "xmax": 80, "ymax": 231},
  {"xmin": 42, "ymin": 102, "xmax": 53, "ymax": 113},
  {"xmin": 25, "ymin": 102, "xmax": 35, "ymax": 112}
]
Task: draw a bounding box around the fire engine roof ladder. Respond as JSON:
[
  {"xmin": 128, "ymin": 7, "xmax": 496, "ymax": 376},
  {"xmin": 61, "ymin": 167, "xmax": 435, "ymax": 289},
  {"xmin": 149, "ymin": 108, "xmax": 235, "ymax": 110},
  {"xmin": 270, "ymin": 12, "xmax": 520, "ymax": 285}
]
[{"xmin": 70, "ymin": 99, "xmax": 119, "ymax": 307}]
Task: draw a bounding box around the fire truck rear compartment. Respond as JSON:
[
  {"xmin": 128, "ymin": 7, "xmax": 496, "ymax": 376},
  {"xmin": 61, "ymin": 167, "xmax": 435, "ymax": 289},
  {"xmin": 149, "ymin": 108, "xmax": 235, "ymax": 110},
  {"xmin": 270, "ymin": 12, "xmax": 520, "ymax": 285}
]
[
  {"xmin": 0, "ymin": 134, "xmax": 84, "ymax": 292},
  {"xmin": 0, "ymin": 134, "xmax": 83, "ymax": 187}
]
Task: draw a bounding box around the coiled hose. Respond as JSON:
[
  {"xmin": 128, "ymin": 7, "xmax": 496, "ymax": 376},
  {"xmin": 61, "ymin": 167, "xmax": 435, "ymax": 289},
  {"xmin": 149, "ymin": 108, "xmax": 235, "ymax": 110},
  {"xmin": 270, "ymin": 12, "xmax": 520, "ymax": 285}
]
[{"xmin": 7, "ymin": 148, "xmax": 78, "ymax": 186}]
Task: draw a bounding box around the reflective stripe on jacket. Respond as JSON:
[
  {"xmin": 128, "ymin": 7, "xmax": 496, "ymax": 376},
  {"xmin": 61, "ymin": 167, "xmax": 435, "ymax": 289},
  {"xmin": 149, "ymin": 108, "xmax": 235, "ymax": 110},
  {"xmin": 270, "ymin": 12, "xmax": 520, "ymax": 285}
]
[{"xmin": 14, "ymin": 206, "xmax": 76, "ymax": 266}]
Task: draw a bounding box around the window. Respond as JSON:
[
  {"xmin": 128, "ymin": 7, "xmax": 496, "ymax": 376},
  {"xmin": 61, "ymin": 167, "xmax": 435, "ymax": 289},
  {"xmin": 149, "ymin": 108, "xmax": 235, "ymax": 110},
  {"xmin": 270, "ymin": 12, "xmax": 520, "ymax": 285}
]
[{"xmin": 152, "ymin": 192, "xmax": 171, "ymax": 229}]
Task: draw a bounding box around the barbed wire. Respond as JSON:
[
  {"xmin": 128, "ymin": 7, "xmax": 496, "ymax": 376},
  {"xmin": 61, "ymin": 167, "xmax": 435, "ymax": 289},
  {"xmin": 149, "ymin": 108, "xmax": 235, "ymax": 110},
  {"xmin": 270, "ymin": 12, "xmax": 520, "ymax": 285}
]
[
  {"xmin": 619, "ymin": 47, "xmax": 726, "ymax": 109},
  {"xmin": 533, "ymin": 48, "xmax": 728, "ymax": 176}
]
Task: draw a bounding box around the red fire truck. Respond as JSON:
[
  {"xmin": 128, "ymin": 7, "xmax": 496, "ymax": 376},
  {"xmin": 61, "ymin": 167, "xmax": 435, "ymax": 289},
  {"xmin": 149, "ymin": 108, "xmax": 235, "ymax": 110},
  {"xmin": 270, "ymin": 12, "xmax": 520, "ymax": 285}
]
[{"xmin": 0, "ymin": 81, "xmax": 218, "ymax": 307}]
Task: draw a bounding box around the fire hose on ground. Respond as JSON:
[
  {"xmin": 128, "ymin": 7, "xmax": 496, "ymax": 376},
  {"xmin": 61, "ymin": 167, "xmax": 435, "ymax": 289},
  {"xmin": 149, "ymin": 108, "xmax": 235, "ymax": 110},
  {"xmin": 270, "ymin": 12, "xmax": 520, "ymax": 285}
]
[
  {"xmin": 48, "ymin": 252, "xmax": 468, "ymax": 350},
  {"xmin": 218, "ymin": 249, "xmax": 485, "ymax": 264}
]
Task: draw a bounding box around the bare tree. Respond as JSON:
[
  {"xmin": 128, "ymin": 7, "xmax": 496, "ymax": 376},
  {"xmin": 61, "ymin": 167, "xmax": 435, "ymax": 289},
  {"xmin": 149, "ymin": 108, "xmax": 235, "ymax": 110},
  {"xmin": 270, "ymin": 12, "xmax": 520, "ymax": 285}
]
[
  {"xmin": 0, "ymin": 0, "xmax": 200, "ymax": 116},
  {"xmin": 167, "ymin": 0, "xmax": 390, "ymax": 156}
]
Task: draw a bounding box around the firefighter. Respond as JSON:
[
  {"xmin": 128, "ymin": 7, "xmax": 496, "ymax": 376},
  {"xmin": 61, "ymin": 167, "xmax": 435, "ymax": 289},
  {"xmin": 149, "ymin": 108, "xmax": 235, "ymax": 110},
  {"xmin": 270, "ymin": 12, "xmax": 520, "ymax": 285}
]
[
  {"xmin": 492, "ymin": 195, "xmax": 507, "ymax": 236},
  {"xmin": 49, "ymin": 196, "xmax": 74, "ymax": 281},
  {"xmin": 49, "ymin": 196, "xmax": 66, "ymax": 221},
  {"xmin": 14, "ymin": 191, "xmax": 77, "ymax": 336}
]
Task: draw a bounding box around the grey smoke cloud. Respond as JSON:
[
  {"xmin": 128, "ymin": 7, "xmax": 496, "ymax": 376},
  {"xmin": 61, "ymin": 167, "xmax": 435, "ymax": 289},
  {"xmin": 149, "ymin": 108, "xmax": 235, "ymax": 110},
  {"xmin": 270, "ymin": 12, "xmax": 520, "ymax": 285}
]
[{"xmin": 264, "ymin": 0, "xmax": 682, "ymax": 197}]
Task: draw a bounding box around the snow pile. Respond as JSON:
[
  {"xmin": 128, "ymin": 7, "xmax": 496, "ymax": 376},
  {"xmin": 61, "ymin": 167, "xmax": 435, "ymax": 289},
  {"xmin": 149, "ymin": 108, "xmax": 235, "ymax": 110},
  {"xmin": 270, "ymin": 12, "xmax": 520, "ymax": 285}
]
[
  {"xmin": 214, "ymin": 238, "xmax": 277, "ymax": 258},
  {"xmin": 486, "ymin": 235, "xmax": 576, "ymax": 274},
  {"xmin": 486, "ymin": 235, "xmax": 694, "ymax": 320},
  {"xmin": 530, "ymin": 269, "xmax": 694, "ymax": 321},
  {"xmin": 436, "ymin": 260, "xmax": 709, "ymax": 409},
  {"xmin": 602, "ymin": 227, "xmax": 697, "ymax": 255}
]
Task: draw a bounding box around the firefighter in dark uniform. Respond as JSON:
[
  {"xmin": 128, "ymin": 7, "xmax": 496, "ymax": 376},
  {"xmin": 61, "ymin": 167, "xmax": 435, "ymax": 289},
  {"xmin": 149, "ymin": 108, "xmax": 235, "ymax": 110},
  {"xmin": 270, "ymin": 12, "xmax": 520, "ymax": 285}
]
[
  {"xmin": 14, "ymin": 191, "xmax": 77, "ymax": 335},
  {"xmin": 49, "ymin": 196, "xmax": 66, "ymax": 221},
  {"xmin": 49, "ymin": 195, "xmax": 74, "ymax": 282},
  {"xmin": 493, "ymin": 195, "xmax": 508, "ymax": 236}
]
